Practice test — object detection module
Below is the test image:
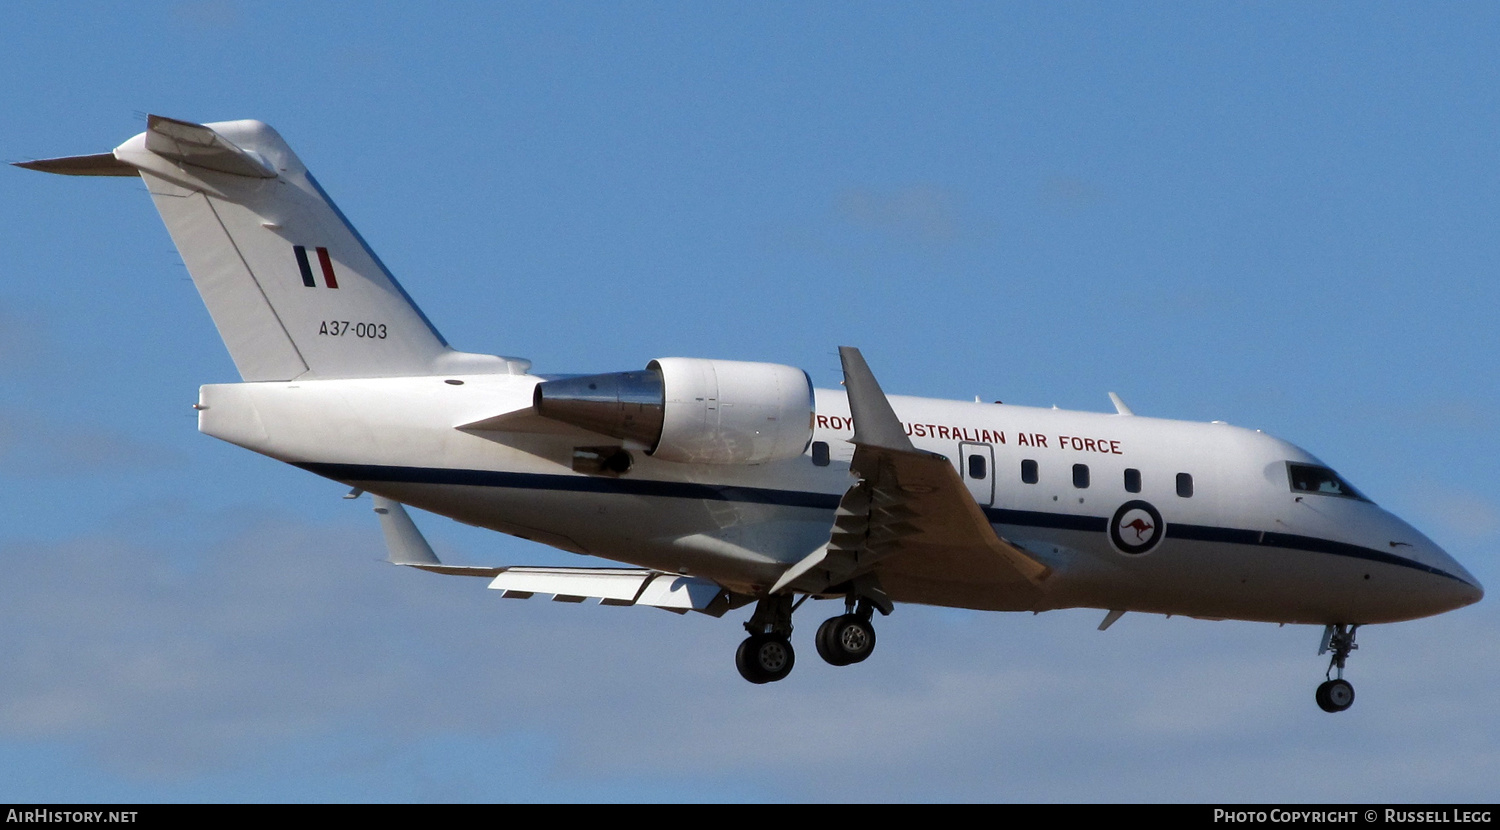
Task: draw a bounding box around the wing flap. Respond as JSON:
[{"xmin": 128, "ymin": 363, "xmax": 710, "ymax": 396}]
[
  {"xmin": 489, "ymin": 567, "xmax": 727, "ymax": 614},
  {"xmin": 857, "ymin": 446, "xmax": 1051, "ymax": 586}
]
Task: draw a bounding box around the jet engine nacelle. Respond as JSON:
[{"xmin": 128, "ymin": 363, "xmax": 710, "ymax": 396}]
[{"xmin": 534, "ymin": 357, "xmax": 814, "ymax": 465}]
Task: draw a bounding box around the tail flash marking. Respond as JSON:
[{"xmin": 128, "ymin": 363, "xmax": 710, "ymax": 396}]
[
  {"xmin": 293, "ymin": 245, "xmax": 340, "ymax": 289},
  {"xmin": 315, "ymin": 246, "xmax": 339, "ymax": 289},
  {"xmin": 293, "ymin": 245, "xmax": 316, "ymax": 287}
]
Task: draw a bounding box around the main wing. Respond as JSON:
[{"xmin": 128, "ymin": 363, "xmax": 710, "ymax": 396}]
[
  {"xmin": 372, "ymin": 496, "xmax": 735, "ymax": 615},
  {"xmin": 772, "ymin": 348, "xmax": 1051, "ymax": 612}
]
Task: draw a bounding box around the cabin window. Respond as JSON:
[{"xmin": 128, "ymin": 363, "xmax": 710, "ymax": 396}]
[
  {"xmin": 967, "ymin": 453, "xmax": 987, "ymax": 480},
  {"xmin": 1124, "ymin": 468, "xmax": 1141, "ymax": 493},
  {"xmin": 811, "ymin": 441, "xmax": 830, "ymax": 467},
  {"xmin": 1176, "ymin": 472, "xmax": 1194, "ymax": 498},
  {"xmin": 1073, "ymin": 463, "xmax": 1090, "ymax": 488},
  {"xmin": 1021, "ymin": 459, "xmax": 1038, "ymax": 484},
  {"xmin": 1287, "ymin": 463, "xmax": 1371, "ymax": 502}
]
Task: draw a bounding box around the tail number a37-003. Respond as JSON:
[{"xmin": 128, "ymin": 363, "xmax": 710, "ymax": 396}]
[{"xmin": 318, "ymin": 321, "xmax": 388, "ymax": 339}]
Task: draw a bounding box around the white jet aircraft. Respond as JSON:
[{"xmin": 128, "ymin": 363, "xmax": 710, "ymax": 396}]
[{"xmin": 19, "ymin": 116, "xmax": 1483, "ymax": 711}]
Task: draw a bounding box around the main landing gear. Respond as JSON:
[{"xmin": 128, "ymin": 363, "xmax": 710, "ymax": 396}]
[
  {"xmin": 1315, "ymin": 624, "xmax": 1359, "ymax": 713},
  {"xmin": 735, "ymin": 595, "xmax": 883, "ymax": 684},
  {"xmin": 815, "ymin": 599, "xmax": 877, "ymax": 667},
  {"xmin": 736, "ymin": 631, "xmax": 796, "ymax": 684},
  {"xmin": 736, "ymin": 594, "xmax": 797, "ymax": 684}
]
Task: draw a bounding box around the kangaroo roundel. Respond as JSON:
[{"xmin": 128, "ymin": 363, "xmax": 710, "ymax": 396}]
[{"xmin": 1110, "ymin": 500, "xmax": 1164, "ymax": 555}]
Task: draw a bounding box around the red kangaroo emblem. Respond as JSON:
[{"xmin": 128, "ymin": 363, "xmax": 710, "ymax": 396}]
[{"xmin": 1121, "ymin": 517, "xmax": 1154, "ymax": 541}]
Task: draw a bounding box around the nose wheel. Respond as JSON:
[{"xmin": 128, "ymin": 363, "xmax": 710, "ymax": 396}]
[
  {"xmin": 1315, "ymin": 624, "xmax": 1359, "ymax": 713},
  {"xmin": 1315, "ymin": 678, "xmax": 1355, "ymax": 712}
]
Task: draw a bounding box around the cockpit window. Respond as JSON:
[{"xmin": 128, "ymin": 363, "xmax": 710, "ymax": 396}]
[{"xmin": 1287, "ymin": 464, "xmax": 1372, "ymax": 503}]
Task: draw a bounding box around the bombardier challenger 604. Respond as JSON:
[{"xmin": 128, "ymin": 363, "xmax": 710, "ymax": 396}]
[{"xmin": 18, "ymin": 116, "xmax": 1483, "ymax": 711}]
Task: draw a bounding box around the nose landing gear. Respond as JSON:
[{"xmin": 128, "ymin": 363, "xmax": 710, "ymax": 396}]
[
  {"xmin": 1315, "ymin": 624, "xmax": 1359, "ymax": 713},
  {"xmin": 1315, "ymin": 677, "xmax": 1355, "ymax": 712}
]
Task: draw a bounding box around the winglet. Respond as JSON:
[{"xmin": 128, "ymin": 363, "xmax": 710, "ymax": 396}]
[
  {"xmin": 839, "ymin": 346, "xmax": 916, "ymax": 451},
  {"xmin": 372, "ymin": 496, "xmax": 503, "ymax": 577},
  {"xmin": 373, "ymin": 496, "xmax": 442, "ymax": 566}
]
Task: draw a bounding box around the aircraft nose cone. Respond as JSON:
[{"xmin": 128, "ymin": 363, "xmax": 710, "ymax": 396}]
[
  {"xmin": 1428, "ymin": 546, "xmax": 1483, "ymax": 612},
  {"xmin": 1455, "ymin": 574, "xmax": 1484, "ymax": 608},
  {"xmin": 1390, "ymin": 526, "xmax": 1485, "ymax": 618}
]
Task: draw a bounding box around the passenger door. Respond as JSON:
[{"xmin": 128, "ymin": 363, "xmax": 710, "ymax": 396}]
[{"xmin": 959, "ymin": 442, "xmax": 995, "ymax": 506}]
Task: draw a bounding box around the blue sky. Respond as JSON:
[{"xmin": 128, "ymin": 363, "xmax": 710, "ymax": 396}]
[{"xmin": 2, "ymin": 2, "xmax": 1498, "ymax": 802}]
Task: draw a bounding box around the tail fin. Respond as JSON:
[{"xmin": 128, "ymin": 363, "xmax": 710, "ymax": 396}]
[{"xmin": 18, "ymin": 115, "xmax": 527, "ymax": 381}]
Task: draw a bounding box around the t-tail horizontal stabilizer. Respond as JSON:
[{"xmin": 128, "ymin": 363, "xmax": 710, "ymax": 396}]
[{"xmin": 371, "ymin": 496, "xmax": 731, "ymax": 615}]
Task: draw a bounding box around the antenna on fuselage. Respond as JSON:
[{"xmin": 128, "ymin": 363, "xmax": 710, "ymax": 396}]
[{"xmin": 1108, "ymin": 392, "xmax": 1134, "ymax": 416}]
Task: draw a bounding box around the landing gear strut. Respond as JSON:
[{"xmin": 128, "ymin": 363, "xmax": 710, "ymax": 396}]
[{"xmin": 1315, "ymin": 624, "xmax": 1359, "ymax": 713}]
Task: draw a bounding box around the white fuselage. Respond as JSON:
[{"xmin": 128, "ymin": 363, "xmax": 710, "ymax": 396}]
[{"xmin": 197, "ymin": 372, "xmax": 1482, "ymax": 626}]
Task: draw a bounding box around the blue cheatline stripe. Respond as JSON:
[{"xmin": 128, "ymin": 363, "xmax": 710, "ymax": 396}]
[
  {"xmin": 296, "ymin": 462, "xmax": 1470, "ymax": 584},
  {"xmin": 293, "ymin": 245, "xmax": 316, "ymax": 287},
  {"xmin": 1164, "ymin": 523, "xmax": 1463, "ymax": 580},
  {"xmin": 294, "ymin": 462, "xmax": 842, "ymax": 510},
  {"xmin": 985, "ymin": 507, "xmax": 1108, "ymax": 533},
  {"xmin": 980, "ymin": 507, "xmax": 1468, "ymax": 583}
]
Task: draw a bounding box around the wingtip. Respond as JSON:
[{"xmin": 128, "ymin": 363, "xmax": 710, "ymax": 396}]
[
  {"xmin": 372, "ymin": 495, "xmax": 443, "ymax": 567},
  {"xmin": 838, "ymin": 346, "xmax": 915, "ymax": 452}
]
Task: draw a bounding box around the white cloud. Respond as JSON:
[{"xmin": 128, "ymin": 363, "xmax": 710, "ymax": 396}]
[
  {"xmin": 1, "ymin": 505, "xmax": 1496, "ymax": 801},
  {"xmin": 836, "ymin": 185, "xmax": 963, "ymax": 244}
]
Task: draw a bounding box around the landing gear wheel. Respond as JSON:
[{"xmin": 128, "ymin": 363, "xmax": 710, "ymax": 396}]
[
  {"xmin": 736, "ymin": 633, "xmax": 795, "ymax": 684},
  {"xmin": 1315, "ymin": 679, "xmax": 1355, "ymax": 713},
  {"xmin": 815, "ymin": 614, "xmax": 876, "ymax": 666},
  {"xmin": 815, "ymin": 617, "xmax": 842, "ymax": 665}
]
